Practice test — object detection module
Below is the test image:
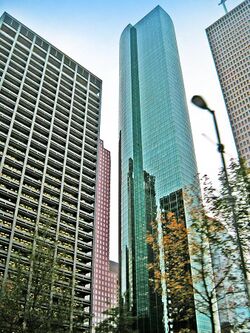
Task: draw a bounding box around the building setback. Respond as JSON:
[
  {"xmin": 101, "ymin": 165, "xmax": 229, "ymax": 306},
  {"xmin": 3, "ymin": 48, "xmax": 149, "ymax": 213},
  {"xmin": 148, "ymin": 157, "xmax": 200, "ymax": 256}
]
[
  {"xmin": 119, "ymin": 6, "xmax": 212, "ymax": 333},
  {"xmin": 0, "ymin": 12, "xmax": 101, "ymax": 332},
  {"xmin": 92, "ymin": 140, "xmax": 118, "ymax": 330},
  {"xmin": 206, "ymin": 0, "xmax": 250, "ymax": 166}
]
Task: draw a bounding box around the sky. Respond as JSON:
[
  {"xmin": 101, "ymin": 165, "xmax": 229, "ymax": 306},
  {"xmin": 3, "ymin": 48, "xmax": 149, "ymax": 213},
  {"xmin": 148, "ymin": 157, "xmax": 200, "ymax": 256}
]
[{"xmin": 0, "ymin": 0, "xmax": 242, "ymax": 262}]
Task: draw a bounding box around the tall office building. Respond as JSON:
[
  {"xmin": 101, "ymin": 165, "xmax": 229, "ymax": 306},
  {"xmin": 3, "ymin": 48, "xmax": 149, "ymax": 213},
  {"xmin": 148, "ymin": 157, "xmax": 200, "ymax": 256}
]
[
  {"xmin": 206, "ymin": 0, "xmax": 250, "ymax": 166},
  {"xmin": 0, "ymin": 12, "xmax": 101, "ymax": 332},
  {"xmin": 92, "ymin": 140, "xmax": 118, "ymax": 330},
  {"xmin": 119, "ymin": 6, "xmax": 212, "ymax": 333}
]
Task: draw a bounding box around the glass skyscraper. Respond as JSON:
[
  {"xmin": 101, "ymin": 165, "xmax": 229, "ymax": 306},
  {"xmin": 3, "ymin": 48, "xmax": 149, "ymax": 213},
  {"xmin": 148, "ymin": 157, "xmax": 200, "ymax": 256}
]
[{"xmin": 119, "ymin": 6, "xmax": 211, "ymax": 333}]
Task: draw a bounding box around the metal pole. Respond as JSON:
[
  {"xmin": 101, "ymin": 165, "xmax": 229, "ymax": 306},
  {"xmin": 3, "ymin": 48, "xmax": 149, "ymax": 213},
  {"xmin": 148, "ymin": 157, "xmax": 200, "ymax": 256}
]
[
  {"xmin": 218, "ymin": 0, "xmax": 228, "ymax": 14},
  {"xmin": 209, "ymin": 108, "xmax": 250, "ymax": 303},
  {"xmin": 209, "ymin": 110, "xmax": 228, "ymax": 179}
]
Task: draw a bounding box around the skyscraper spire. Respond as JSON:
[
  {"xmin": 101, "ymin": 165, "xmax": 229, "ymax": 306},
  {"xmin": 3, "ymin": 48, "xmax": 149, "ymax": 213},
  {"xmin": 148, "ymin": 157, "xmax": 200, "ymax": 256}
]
[{"xmin": 218, "ymin": 0, "xmax": 228, "ymax": 14}]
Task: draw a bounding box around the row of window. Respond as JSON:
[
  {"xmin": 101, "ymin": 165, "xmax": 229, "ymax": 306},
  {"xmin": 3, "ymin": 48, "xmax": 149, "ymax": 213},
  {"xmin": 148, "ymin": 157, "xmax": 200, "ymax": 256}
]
[
  {"xmin": 1, "ymin": 15, "xmax": 101, "ymax": 90},
  {"xmin": 207, "ymin": 3, "xmax": 248, "ymax": 34},
  {"xmin": 0, "ymin": 66, "xmax": 100, "ymax": 121}
]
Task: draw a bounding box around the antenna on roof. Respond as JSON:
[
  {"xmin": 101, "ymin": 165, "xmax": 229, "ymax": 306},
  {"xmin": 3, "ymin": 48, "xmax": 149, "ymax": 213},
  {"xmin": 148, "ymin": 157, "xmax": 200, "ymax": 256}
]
[{"xmin": 218, "ymin": 0, "xmax": 228, "ymax": 14}]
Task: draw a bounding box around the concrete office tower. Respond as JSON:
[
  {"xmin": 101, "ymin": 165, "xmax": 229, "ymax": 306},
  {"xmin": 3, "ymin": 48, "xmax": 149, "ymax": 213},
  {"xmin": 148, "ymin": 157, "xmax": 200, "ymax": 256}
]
[
  {"xmin": 92, "ymin": 140, "xmax": 118, "ymax": 330},
  {"xmin": 119, "ymin": 6, "xmax": 212, "ymax": 333},
  {"xmin": 206, "ymin": 0, "xmax": 250, "ymax": 166},
  {"xmin": 0, "ymin": 12, "xmax": 101, "ymax": 332}
]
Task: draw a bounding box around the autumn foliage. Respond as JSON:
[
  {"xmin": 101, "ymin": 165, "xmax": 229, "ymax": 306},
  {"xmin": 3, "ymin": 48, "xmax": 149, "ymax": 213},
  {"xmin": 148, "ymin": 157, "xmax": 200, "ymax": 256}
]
[{"xmin": 146, "ymin": 212, "xmax": 196, "ymax": 331}]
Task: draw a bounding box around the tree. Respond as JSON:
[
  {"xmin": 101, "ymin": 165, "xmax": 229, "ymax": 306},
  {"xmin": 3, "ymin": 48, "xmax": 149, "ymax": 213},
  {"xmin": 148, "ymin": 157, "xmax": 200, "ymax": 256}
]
[
  {"xmin": 146, "ymin": 212, "xmax": 197, "ymax": 333},
  {"xmin": 0, "ymin": 220, "xmax": 84, "ymax": 333},
  {"xmin": 186, "ymin": 165, "xmax": 250, "ymax": 332},
  {"xmin": 147, "ymin": 160, "xmax": 250, "ymax": 333},
  {"xmin": 0, "ymin": 255, "xmax": 27, "ymax": 333},
  {"xmin": 211, "ymin": 159, "xmax": 250, "ymax": 288},
  {"xmin": 95, "ymin": 304, "xmax": 137, "ymax": 333},
  {"xmin": 186, "ymin": 192, "xmax": 232, "ymax": 333},
  {"xmin": 195, "ymin": 160, "xmax": 250, "ymax": 332}
]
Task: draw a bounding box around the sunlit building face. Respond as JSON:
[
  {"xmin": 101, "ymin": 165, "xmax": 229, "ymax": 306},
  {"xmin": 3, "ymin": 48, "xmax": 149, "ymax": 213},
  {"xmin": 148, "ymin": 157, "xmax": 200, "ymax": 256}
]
[
  {"xmin": 119, "ymin": 6, "xmax": 209, "ymax": 333},
  {"xmin": 0, "ymin": 12, "xmax": 101, "ymax": 332},
  {"xmin": 206, "ymin": 0, "xmax": 250, "ymax": 166}
]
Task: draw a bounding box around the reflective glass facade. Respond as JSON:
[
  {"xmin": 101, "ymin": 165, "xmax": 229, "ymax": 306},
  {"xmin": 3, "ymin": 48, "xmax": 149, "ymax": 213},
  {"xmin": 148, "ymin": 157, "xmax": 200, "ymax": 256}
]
[{"xmin": 119, "ymin": 6, "xmax": 210, "ymax": 332}]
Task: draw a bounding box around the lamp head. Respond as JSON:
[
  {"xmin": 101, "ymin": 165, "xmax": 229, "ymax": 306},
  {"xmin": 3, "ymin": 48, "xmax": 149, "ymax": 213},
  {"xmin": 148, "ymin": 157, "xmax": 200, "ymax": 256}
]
[{"xmin": 191, "ymin": 95, "xmax": 209, "ymax": 110}]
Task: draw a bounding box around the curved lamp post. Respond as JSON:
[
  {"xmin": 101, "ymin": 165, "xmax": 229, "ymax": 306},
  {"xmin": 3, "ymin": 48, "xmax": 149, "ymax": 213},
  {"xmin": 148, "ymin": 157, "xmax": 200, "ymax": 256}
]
[{"xmin": 191, "ymin": 95, "xmax": 250, "ymax": 303}]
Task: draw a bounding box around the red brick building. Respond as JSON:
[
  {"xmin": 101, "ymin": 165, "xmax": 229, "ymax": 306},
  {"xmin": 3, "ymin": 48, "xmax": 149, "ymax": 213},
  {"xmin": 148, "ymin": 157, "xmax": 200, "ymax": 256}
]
[{"xmin": 92, "ymin": 140, "xmax": 118, "ymax": 330}]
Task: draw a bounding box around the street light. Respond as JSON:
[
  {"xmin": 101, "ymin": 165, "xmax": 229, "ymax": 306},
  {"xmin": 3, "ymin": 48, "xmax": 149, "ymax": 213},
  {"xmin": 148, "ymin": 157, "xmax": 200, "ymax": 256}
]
[
  {"xmin": 191, "ymin": 95, "xmax": 250, "ymax": 303},
  {"xmin": 191, "ymin": 95, "xmax": 225, "ymax": 159}
]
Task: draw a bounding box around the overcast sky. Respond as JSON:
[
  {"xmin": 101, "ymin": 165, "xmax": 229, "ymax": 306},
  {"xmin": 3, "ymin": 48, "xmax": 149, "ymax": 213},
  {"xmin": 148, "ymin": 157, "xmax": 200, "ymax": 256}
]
[{"xmin": 1, "ymin": 0, "xmax": 242, "ymax": 261}]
